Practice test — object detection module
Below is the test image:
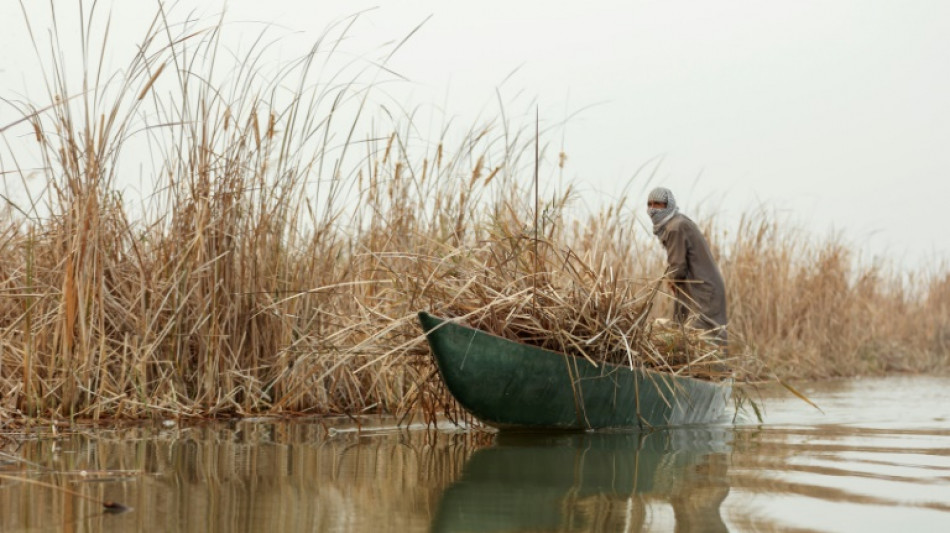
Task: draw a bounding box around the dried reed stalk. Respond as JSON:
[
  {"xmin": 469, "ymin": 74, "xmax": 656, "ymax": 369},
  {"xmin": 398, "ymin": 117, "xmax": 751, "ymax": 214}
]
[{"xmin": 0, "ymin": 2, "xmax": 947, "ymax": 424}]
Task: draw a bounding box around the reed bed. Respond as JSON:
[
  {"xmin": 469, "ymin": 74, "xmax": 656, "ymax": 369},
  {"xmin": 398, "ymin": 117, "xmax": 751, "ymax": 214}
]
[{"xmin": 0, "ymin": 4, "xmax": 947, "ymax": 422}]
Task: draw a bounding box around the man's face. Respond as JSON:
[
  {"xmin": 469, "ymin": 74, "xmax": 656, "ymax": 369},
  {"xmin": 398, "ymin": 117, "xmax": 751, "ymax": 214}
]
[{"xmin": 647, "ymin": 201, "xmax": 667, "ymax": 210}]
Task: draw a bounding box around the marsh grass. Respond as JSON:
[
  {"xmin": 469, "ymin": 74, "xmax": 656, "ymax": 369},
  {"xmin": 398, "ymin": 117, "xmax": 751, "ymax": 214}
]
[{"xmin": 0, "ymin": 4, "xmax": 947, "ymax": 422}]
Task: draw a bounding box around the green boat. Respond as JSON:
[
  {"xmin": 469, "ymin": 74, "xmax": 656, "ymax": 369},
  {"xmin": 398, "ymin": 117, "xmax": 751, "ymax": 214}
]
[{"xmin": 418, "ymin": 311, "xmax": 731, "ymax": 430}]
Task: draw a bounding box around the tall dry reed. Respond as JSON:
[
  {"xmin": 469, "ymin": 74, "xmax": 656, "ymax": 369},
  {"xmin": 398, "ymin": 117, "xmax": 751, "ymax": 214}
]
[{"xmin": 0, "ymin": 4, "xmax": 946, "ymax": 422}]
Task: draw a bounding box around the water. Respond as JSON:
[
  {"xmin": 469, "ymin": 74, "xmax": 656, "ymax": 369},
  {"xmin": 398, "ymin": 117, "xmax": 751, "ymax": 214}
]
[{"xmin": 1, "ymin": 375, "xmax": 949, "ymax": 532}]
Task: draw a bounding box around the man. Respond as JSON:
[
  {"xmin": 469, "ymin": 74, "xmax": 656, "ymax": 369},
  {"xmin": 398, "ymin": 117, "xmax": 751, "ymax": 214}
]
[{"xmin": 647, "ymin": 187, "xmax": 728, "ymax": 341}]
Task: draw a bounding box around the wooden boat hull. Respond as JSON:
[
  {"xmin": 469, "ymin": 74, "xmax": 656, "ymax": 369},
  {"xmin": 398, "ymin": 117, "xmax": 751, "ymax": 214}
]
[{"xmin": 418, "ymin": 311, "xmax": 731, "ymax": 430}]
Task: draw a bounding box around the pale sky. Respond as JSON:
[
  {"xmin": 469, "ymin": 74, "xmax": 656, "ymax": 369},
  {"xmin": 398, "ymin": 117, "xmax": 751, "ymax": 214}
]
[{"xmin": 2, "ymin": 1, "xmax": 949, "ymax": 269}]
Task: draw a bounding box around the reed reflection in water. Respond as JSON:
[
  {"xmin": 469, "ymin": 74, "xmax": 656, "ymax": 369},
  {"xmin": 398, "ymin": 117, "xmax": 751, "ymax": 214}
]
[
  {"xmin": 0, "ymin": 420, "xmax": 482, "ymax": 532},
  {"xmin": 0, "ymin": 421, "xmax": 731, "ymax": 532},
  {"xmin": 3, "ymin": 376, "xmax": 950, "ymax": 532}
]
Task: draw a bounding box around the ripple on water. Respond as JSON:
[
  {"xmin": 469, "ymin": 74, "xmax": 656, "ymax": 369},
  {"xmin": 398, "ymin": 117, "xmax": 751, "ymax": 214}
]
[{"xmin": 724, "ymin": 375, "xmax": 950, "ymax": 532}]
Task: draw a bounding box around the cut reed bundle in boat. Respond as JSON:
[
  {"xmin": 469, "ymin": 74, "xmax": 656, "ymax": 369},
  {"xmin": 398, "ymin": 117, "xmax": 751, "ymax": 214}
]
[{"xmin": 382, "ymin": 228, "xmax": 739, "ymax": 382}]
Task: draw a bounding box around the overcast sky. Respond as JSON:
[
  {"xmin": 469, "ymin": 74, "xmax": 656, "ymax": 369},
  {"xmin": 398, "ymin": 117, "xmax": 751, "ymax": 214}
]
[{"xmin": 2, "ymin": 1, "xmax": 949, "ymax": 269}]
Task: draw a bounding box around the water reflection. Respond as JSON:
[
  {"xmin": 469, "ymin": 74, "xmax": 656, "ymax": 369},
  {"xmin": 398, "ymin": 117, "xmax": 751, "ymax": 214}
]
[
  {"xmin": 3, "ymin": 377, "xmax": 950, "ymax": 532},
  {"xmin": 433, "ymin": 429, "xmax": 732, "ymax": 532},
  {"xmin": 0, "ymin": 420, "xmax": 480, "ymax": 533}
]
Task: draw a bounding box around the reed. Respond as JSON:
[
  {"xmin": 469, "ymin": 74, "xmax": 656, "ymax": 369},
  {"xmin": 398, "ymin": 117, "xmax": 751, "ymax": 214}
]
[{"xmin": 0, "ymin": 4, "xmax": 947, "ymax": 422}]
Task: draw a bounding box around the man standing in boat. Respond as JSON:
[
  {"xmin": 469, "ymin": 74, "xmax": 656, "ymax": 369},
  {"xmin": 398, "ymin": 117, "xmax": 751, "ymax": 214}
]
[{"xmin": 647, "ymin": 187, "xmax": 728, "ymax": 342}]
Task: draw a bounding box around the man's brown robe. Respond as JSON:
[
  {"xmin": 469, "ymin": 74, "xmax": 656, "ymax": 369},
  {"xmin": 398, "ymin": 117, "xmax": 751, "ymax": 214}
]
[{"xmin": 655, "ymin": 213, "xmax": 728, "ymax": 337}]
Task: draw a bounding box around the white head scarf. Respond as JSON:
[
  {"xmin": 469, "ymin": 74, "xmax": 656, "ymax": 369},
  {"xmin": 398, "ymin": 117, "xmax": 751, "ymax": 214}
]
[{"xmin": 647, "ymin": 187, "xmax": 679, "ymax": 233}]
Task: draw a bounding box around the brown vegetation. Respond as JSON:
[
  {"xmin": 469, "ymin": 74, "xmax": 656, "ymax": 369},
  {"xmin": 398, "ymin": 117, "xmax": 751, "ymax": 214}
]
[{"xmin": 0, "ymin": 5, "xmax": 946, "ymax": 421}]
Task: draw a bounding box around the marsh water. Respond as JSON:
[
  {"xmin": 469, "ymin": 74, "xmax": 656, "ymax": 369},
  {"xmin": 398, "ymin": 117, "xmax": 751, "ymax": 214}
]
[{"xmin": 2, "ymin": 375, "xmax": 949, "ymax": 532}]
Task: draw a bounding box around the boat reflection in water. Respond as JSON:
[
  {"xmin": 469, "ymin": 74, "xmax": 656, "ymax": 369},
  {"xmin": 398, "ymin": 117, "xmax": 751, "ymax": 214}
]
[{"xmin": 432, "ymin": 429, "xmax": 731, "ymax": 532}]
